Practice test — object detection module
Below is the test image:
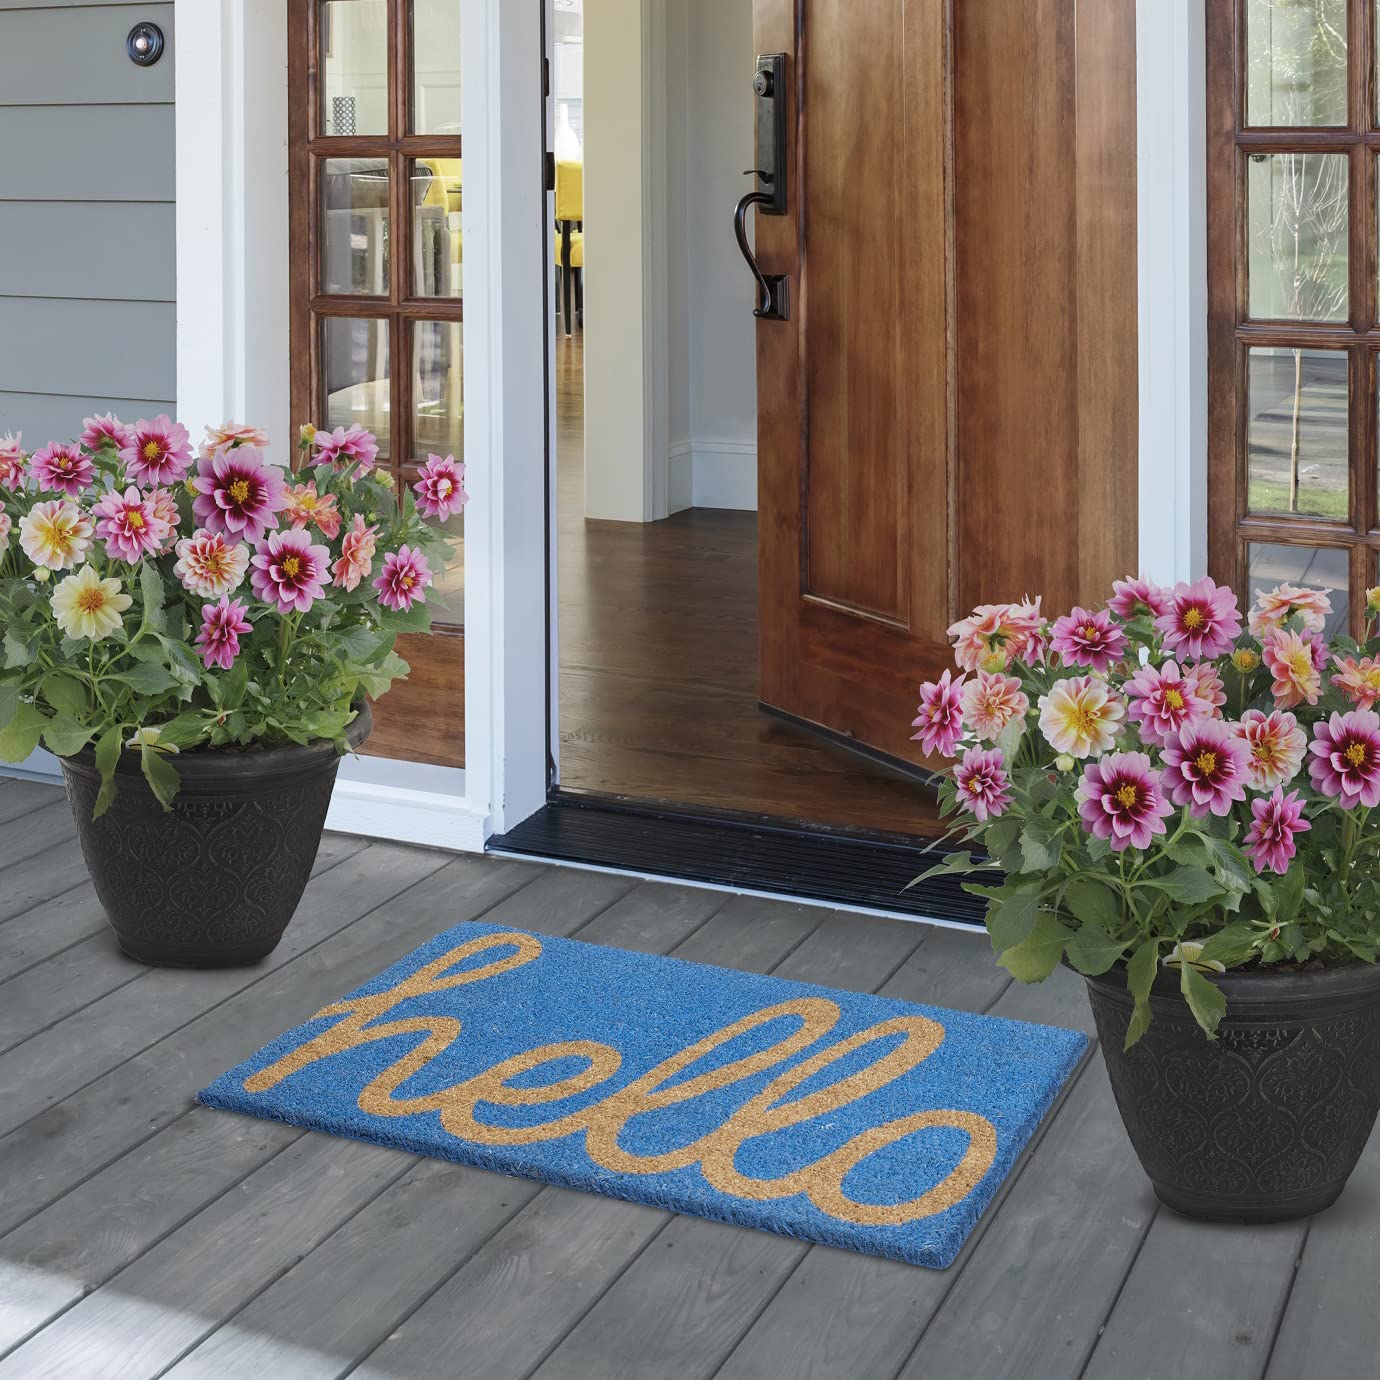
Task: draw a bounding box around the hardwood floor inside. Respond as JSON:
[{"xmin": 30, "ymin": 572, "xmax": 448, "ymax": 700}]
[{"xmin": 557, "ymin": 333, "xmax": 942, "ymax": 837}]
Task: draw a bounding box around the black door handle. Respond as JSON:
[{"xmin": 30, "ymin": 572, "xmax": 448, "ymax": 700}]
[{"xmin": 734, "ymin": 188, "xmax": 789, "ymax": 321}]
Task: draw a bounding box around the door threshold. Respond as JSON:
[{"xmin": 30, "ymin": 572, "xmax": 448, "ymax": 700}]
[{"xmin": 489, "ymin": 793, "xmax": 990, "ymax": 926}]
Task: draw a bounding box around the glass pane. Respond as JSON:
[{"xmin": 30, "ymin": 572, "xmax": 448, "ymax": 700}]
[
  {"xmin": 1249, "ymin": 542, "xmax": 1349, "ymax": 636},
  {"xmin": 1247, "ymin": 347, "xmax": 1348, "ymax": 519},
  {"xmin": 321, "ymin": 0, "xmax": 389, "ymax": 136},
  {"xmin": 322, "ymin": 317, "xmax": 391, "ymax": 462},
  {"xmin": 1247, "ymin": 0, "xmax": 1347, "ymax": 127},
  {"xmin": 1247, "ymin": 152, "xmax": 1349, "ymax": 321},
  {"xmin": 412, "ymin": 0, "xmax": 462, "ymax": 135},
  {"xmin": 321, "ymin": 159, "xmax": 390, "ymax": 296},
  {"xmin": 410, "ymin": 160, "xmax": 463, "ymax": 298},
  {"xmin": 412, "ymin": 320, "xmax": 463, "ymax": 625}
]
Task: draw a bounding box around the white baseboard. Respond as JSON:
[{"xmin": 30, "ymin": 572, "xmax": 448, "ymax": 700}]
[
  {"xmin": 669, "ymin": 437, "xmax": 757, "ymax": 513},
  {"xmin": 326, "ymin": 778, "xmax": 488, "ymax": 853}
]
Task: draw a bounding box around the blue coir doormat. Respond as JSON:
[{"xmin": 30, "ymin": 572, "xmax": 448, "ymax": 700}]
[{"xmin": 199, "ymin": 922, "xmax": 1088, "ymax": 1269}]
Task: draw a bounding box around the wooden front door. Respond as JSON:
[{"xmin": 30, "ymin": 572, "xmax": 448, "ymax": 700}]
[{"xmin": 753, "ymin": 0, "xmax": 1139, "ymax": 766}]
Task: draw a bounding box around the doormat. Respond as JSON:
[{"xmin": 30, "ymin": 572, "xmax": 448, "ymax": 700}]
[{"xmin": 199, "ymin": 922, "xmax": 1087, "ymax": 1269}]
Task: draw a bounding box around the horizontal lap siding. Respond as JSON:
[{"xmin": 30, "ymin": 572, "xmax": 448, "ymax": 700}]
[{"xmin": 0, "ymin": 2, "xmax": 175, "ymax": 445}]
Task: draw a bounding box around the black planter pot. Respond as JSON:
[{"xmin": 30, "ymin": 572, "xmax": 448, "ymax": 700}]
[
  {"xmin": 61, "ymin": 705, "xmax": 372, "ymax": 969},
  {"xmin": 1083, "ymin": 960, "xmax": 1380, "ymax": 1223}
]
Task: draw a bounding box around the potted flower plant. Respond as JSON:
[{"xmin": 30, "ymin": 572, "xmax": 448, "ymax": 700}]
[
  {"xmin": 0, "ymin": 416, "xmax": 467, "ymax": 968},
  {"xmin": 916, "ymin": 577, "xmax": 1380, "ymax": 1223}
]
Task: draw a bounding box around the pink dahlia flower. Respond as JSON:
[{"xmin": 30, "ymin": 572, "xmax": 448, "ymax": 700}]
[
  {"xmin": 125, "ymin": 416, "xmax": 193, "ymax": 487},
  {"xmin": 1162, "ymin": 720, "xmax": 1251, "ymax": 818},
  {"xmin": 174, "ymin": 530, "xmax": 249, "ymax": 598},
  {"xmin": 413, "ymin": 454, "xmax": 469, "ymax": 522},
  {"xmin": 31, "ymin": 441, "xmax": 94, "ymax": 498},
  {"xmin": 93, "ymin": 486, "xmax": 171, "ymax": 564},
  {"xmin": 1038, "ymin": 675, "xmax": 1125, "ymax": 760},
  {"xmin": 80, "ymin": 413, "xmax": 136, "ymax": 454},
  {"xmin": 1050, "ymin": 606, "xmax": 1127, "ymax": 674},
  {"xmin": 948, "ymin": 600, "xmax": 1044, "ymax": 674},
  {"xmin": 332, "ymin": 513, "xmax": 379, "ymax": 592},
  {"xmin": 250, "ymin": 528, "xmax": 330, "ymax": 614},
  {"xmin": 200, "ymin": 421, "xmax": 270, "ymax": 460},
  {"xmin": 196, "ymin": 595, "xmax": 253, "ymax": 671},
  {"xmin": 18, "ymin": 499, "xmax": 93, "ymax": 571},
  {"xmin": 373, "ymin": 544, "xmax": 433, "ymax": 613},
  {"xmin": 1155, "ymin": 577, "xmax": 1242, "ymax": 662},
  {"xmin": 1182, "ymin": 661, "xmax": 1227, "ymax": 718},
  {"xmin": 314, "ymin": 424, "xmax": 380, "ymax": 474},
  {"xmin": 1263, "ymin": 629, "xmax": 1324, "ymax": 710},
  {"xmin": 960, "ymin": 670, "xmax": 1029, "ymax": 743},
  {"xmin": 0, "ymin": 432, "xmax": 24, "ymax": 490},
  {"xmin": 1248, "ymin": 582, "xmax": 1332, "ymax": 640},
  {"xmin": 1244, "ymin": 787, "xmax": 1311, "ymax": 877},
  {"xmin": 1108, "ymin": 576, "xmax": 1171, "ymax": 621},
  {"xmin": 954, "ymin": 747, "xmax": 1013, "ymax": 823},
  {"xmin": 1077, "ymin": 751, "xmax": 1174, "ymax": 851},
  {"xmin": 1332, "ymin": 655, "xmax": 1380, "ymax": 713},
  {"xmin": 284, "ymin": 481, "xmax": 342, "ymax": 541},
  {"xmin": 0, "ymin": 502, "xmax": 10, "ymax": 554},
  {"xmin": 1233, "ymin": 709, "xmax": 1307, "ymax": 791},
  {"xmin": 911, "ymin": 669, "xmax": 967, "ymax": 758},
  {"xmin": 192, "ymin": 446, "xmax": 288, "ymax": 545},
  {"xmin": 1308, "ymin": 710, "xmax": 1380, "ymax": 809},
  {"xmin": 1125, "ymin": 660, "xmax": 1209, "ymax": 748},
  {"xmin": 146, "ymin": 486, "xmax": 182, "ymax": 552}
]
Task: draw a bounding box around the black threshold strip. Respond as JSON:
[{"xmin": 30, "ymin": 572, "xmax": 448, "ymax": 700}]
[{"xmin": 489, "ymin": 793, "xmax": 991, "ymax": 926}]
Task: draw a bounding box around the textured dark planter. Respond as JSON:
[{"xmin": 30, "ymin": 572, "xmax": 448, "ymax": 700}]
[
  {"xmin": 1084, "ymin": 960, "xmax": 1380, "ymax": 1223},
  {"xmin": 61, "ymin": 704, "xmax": 372, "ymax": 969}
]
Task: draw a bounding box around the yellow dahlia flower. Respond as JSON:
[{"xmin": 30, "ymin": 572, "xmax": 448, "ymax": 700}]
[{"xmin": 51, "ymin": 565, "xmax": 132, "ymax": 642}]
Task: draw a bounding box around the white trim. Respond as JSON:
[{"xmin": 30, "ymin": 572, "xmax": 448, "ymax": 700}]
[
  {"xmin": 1135, "ymin": 0, "xmax": 1208, "ymax": 587},
  {"xmin": 327, "ymin": 779, "xmax": 488, "ymax": 852},
  {"xmin": 669, "ymin": 438, "xmax": 759, "ymax": 512}
]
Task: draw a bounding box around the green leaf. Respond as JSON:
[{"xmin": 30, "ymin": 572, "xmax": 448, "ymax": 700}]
[
  {"xmin": 0, "ymin": 683, "xmax": 17, "ymax": 731},
  {"xmin": 379, "ymin": 600, "xmax": 431, "ymax": 634},
  {"xmin": 1142, "ymin": 865, "xmax": 1224, "ymax": 905},
  {"xmin": 154, "ymin": 713, "xmax": 211, "ymax": 750},
  {"xmin": 998, "ymin": 913, "xmax": 1072, "ymax": 984},
  {"xmin": 1019, "ymin": 817, "xmax": 1064, "ymax": 872},
  {"xmin": 0, "ymin": 701, "xmax": 46, "ymax": 762},
  {"xmin": 1180, "ymin": 962, "xmax": 1227, "ymax": 1041},
  {"xmin": 1063, "ymin": 876, "xmax": 1121, "ymax": 930},
  {"xmin": 985, "ymin": 884, "xmax": 1042, "ymax": 954},
  {"xmin": 41, "ymin": 713, "xmax": 94, "ymax": 757},
  {"xmin": 139, "ymin": 741, "xmax": 182, "ymax": 811},
  {"xmin": 92, "ymin": 725, "xmax": 122, "ymax": 818},
  {"xmin": 1197, "ymin": 924, "xmax": 1260, "ymax": 970},
  {"xmin": 139, "ymin": 561, "xmax": 166, "ymax": 633},
  {"xmin": 1123, "ymin": 938, "xmax": 1161, "ymax": 1050},
  {"xmin": 1064, "ymin": 927, "xmax": 1128, "ymax": 977},
  {"xmin": 4, "ymin": 629, "xmax": 38, "ymax": 670},
  {"xmin": 110, "ymin": 663, "xmax": 180, "ymax": 696},
  {"xmin": 907, "ymin": 850, "xmax": 995, "ymax": 889},
  {"xmin": 40, "ymin": 673, "xmax": 88, "ymax": 718}
]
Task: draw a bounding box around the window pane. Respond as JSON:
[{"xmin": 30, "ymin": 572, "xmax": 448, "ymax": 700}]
[
  {"xmin": 1247, "ymin": 0, "xmax": 1347, "ymax": 127},
  {"xmin": 1247, "ymin": 347, "xmax": 1348, "ymax": 519},
  {"xmin": 322, "ymin": 318, "xmax": 391, "ymax": 462},
  {"xmin": 410, "ymin": 160, "xmax": 463, "ymax": 298},
  {"xmin": 412, "ymin": 0, "xmax": 462, "ymax": 135},
  {"xmin": 321, "ymin": 0, "xmax": 389, "ymax": 136},
  {"xmin": 413, "ymin": 319, "xmax": 463, "ymax": 460},
  {"xmin": 1249, "ymin": 542, "xmax": 1349, "ymax": 635},
  {"xmin": 1247, "ymin": 152, "xmax": 1349, "ymax": 321},
  {"xmin": 321, "ymin": 159, "xmax": 390, "ymax": 296}
]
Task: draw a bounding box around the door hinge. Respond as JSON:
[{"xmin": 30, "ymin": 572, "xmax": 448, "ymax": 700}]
[{"xmin": 544, "ymin": 151, "xmax": 556, "ymax": 192}]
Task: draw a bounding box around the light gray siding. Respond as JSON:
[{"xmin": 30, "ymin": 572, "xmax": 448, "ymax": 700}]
[{"xmin": 0, "ymin": 0, "xmax": 175, "ymax": 446}]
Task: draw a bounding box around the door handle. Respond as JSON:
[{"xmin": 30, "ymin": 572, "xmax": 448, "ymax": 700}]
[
  {"xmin": 735, "ymin": 54, "xmax": 789, "ymax": 322},
  {"xmin": 735, "ymin": 186, "xmax": 789, "ymax": 321}
]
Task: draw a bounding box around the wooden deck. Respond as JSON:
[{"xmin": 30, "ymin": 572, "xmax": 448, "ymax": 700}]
[{"xmin": 0, "ymin": 773, "xmax": 1373, "ymax": 1379}]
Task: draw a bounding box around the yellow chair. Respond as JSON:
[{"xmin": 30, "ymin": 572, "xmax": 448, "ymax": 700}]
[
  {"xmin": 555, "ymin": 158, "xmax": 583, "ymax": 335},
  {"xmin": 417, "ymin": 158, "xmax": 463, "ymax": 295}
]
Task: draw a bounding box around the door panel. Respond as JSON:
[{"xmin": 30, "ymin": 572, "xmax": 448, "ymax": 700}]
[{"xmin": 755, "ymin": 0, "xmax": 1138, "ymax": 768}]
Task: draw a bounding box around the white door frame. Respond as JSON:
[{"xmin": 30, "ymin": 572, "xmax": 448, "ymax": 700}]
[{"xmin": 163, "ymin": 0, "xmax": 1206, "ymax": 853}]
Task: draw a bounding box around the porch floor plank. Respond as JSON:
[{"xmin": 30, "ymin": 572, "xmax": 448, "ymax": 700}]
[{"xmin": 0, "ymin": 805, "xmax": 1363, "ymax": 1379}]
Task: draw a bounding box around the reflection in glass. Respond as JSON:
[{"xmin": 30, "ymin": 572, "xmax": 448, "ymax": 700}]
[
  {"xmin": 321, "ymin": 0, "xmax": 389, "ymax": 136},
  {"xmin": 412, "ymin": 320, "xmax": 463, "ymax": 626},
  {"xmin": 1249, "ymin": 543, "xmax": 1349, "ymax": 636},
  {"xmin": 411, "ymin": 160, "xmax": 463, "ymax": 298},
  {"xmin": 1247, "ymin": 0, "xmax": 1347, "ymax": 127},
  {"xmin": 412, "ymin": 0, "xmax": 462, "ymax": 135},
  {"xmin": 322, "ymin": 318, "xmax": 391, "ymax": 461},
  {"xmin": 321, "ymin": 160, "xmax": 390, "ymax": 296},
  {"xmin": 1247, "ymin": 347, "xmax": 1348, "ymax": 519},
  {"xmin": 1247, "ymin": 152, "xmax": 1348, "ymax": 321}
]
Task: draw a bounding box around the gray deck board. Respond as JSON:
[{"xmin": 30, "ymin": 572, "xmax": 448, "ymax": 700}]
[{"xmin": 0, "ymin": 798, "xmax": 1370, "ymax": 1379}]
